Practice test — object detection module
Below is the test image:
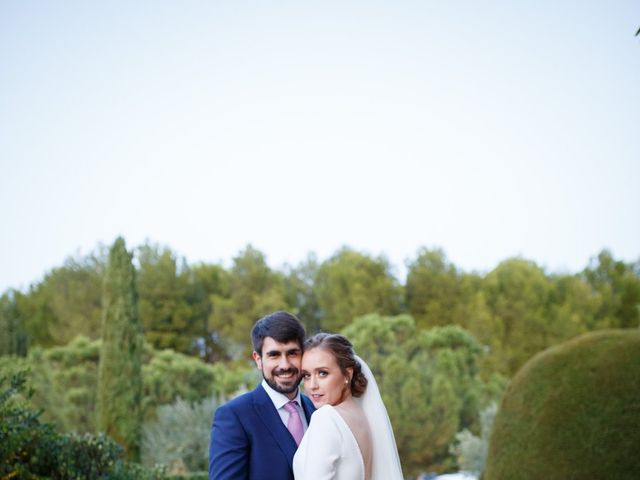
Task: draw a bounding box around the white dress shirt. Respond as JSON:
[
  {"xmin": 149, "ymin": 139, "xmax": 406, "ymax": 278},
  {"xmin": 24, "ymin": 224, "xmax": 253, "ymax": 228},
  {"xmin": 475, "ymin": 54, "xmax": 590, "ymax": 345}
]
[{"xmin": 261, "ymin": 379, "xmax": 309, "ymax": 432}]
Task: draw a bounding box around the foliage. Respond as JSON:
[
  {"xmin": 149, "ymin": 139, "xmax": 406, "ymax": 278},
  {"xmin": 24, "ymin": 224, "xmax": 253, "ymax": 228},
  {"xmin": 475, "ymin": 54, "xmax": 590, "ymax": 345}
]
[
  {"xmin": 142, "ymin": 395, "xmax": 220, "ymax": 474},
  {"xmin": 2, "ymin": 241, "xmax": 639, "ymax": 475},
  {"xmin": 165, "ymin": 474, "xmax": 208, "ymax": 480},
  {"xmin": 19, "ymin": 250, "xmax": 106, "ymax": 347},
  {"xmin": 315, "ymin": 247, "xmax": 402, "ymax": 331},
  {"xmin": 0, "ymin": 290, "xmax": 28, "ymax": 356},
  {"xmin": 5, "ymin": 241, "xmax": 638, "ymax": 387},
  {"xmin": 208, "ymin": 245, "xmax": 290, "ymax": 360},
  {"xmin": 137, "ymin": 243, "xmax": 202, "ymax": 354},
  {"xmin": 343, "ymin": 314, "xmax": 504, "ymax": 476},
  {"xmin": 0, "ymin": 336, "xmax": 251, "ymax": 435},
  {"xmin": 142, "ymin": 348, "xmax": 250, "ymax": 420},
  {"xmin": 406, "ymin": 248, "xmax": 478, "ymax": 329},
  {"xmin": 0, "ymin": 371, "xmax": 165, "ymax": 479},
  {"xmin": 582, "ymin": 250, "xmax": 640, "ymax": 328},
  {"xmin": 32, "ymin": 336, "xmax": 100, "ymax": 433},
  {"xmin": 484, "ymin": 329, "xmax": 640, "ymax": 480},
  {"xmin": 97, "ymin": 237, "xmax": 144, "ymax": 460},
  {"xmin": 450, "ymin": 402, "xmax": 497, "ymax": 476},
  {"xmin": 282, "ymin": 253, "xmax": 322, "ymax": 334},
  {"xmin": 187, "ymin": 262, "xmax": 230, "ymax": 362}
]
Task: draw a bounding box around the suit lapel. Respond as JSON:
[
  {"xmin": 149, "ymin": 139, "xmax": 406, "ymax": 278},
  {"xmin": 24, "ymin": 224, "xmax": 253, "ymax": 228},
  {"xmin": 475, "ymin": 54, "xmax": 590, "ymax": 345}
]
[{"xmin": 252, "ymin": 385, "xmax": 298, "ymax": 462}]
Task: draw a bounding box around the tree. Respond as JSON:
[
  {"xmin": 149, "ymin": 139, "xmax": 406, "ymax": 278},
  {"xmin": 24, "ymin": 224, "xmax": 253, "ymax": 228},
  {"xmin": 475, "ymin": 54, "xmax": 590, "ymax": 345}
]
[
  {"xmin": 582, "ymin": 250, "xmax": 640, "ymax": 329},
  {"xmin": 478, "ymin": 258, "xmax": 555, "ymax": 376},
  {"xmin": 343, "ymin": 314, "xmax": 499, "ymax": 475},
  {"xmin": 283, "ymin": 253, "xmax": 322, "ymax": 334},
  {"xmin": 208, "ymin": 245, "xmax": 290, "ymax": 360},
  {"xmin": 13, "ymin": 250, "xmax": 106, "ymax": 348},
  {"xmin": 315, "ymin": 247, "xmax": 402, "ymax": 332},
  {"xmin": 187, "ymin": 262, "xmax": 230, "ymax": 362},
  {"xmin": 545, "ymin": 272, "xmax": 594, "ymax": 339},
  {"xmin": 136, "ymin": 243, "xmax": 200, "ymax": 354},
  {"xmin": 405, "ymin": 247, "xmax": 477, "ymax": 329},
  {"xmin": 0, "ymin": 290, "xmax": 28, "ymax": 356},
  {"xmin": 96, "ymin": 237, "xmax": 143, "ymax": 460},
  {"xmin": 0, "ymin": 335, "xmax": 251, "ymax": 436}
]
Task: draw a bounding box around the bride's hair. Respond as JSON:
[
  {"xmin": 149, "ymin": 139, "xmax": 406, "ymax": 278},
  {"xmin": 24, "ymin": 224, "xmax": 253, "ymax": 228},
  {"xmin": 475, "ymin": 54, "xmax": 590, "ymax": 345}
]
[{"xmin": 304, "ymin": 333, "xmax": 368, "ymax": 397}]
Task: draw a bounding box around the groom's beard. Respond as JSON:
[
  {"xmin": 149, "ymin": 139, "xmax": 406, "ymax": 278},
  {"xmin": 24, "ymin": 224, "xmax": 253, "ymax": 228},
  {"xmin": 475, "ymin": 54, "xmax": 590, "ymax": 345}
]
[{"xmin": 264, "ymin": 367, "xmax": 302, "ymax": 395}]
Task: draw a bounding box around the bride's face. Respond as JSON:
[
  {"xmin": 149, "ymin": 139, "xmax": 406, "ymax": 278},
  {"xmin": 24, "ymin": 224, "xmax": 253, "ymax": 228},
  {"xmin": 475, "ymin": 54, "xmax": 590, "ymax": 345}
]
[{"xmin": 301, "ymin": 347, "xmax": 351, "ymax": 408}]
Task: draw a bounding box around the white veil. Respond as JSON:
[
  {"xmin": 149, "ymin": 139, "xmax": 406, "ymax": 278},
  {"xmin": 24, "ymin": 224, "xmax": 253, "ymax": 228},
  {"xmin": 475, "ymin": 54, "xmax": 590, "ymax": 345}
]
[{"xmin": 354, "ymin": 355, "xmax": 404, "ymax": 480}]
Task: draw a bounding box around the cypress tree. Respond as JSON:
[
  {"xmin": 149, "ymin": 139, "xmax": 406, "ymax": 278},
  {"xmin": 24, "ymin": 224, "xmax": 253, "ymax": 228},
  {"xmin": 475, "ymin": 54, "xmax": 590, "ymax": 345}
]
[
  {"xmin": 0, "ymin": 291, "xmax": 29, "ymax": 356},
  {"xmin": 96, "ymin": 237, "xmax": 143, "ymax": 460}
]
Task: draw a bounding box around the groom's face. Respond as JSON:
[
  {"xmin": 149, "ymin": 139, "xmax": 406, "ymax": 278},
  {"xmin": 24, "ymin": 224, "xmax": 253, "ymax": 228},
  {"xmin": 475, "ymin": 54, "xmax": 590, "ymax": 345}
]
[{"xmin": 253, "ymin": 336, "xmax": 303, "ymax": 399}]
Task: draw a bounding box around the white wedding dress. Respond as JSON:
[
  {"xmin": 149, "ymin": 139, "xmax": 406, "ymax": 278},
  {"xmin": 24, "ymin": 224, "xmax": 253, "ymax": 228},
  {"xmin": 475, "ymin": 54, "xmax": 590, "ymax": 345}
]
[
  {"xmin": 293, "ymin": 404, "xmax": 365, "ymax": 480},
  {"xmin": 293, "ymin": 356, "xmax": 404, "ymax": 480}
]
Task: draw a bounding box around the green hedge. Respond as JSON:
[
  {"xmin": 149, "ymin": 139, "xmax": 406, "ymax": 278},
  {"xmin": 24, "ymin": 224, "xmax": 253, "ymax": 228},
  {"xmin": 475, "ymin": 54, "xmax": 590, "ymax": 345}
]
[{"xmin": 484, "ymin": 329, "xmax": 640, "ymax": 480}]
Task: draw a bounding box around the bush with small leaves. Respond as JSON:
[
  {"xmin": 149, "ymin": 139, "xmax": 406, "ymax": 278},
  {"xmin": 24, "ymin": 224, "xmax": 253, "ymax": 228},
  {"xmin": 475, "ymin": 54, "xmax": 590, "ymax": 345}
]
[
  {"xmin": 142, "ymin": 395, "xmax": 220, "ymax": 474},
  {"xmin": 0, "ymin": 371, "xmax": 166, "ymax": 479}
]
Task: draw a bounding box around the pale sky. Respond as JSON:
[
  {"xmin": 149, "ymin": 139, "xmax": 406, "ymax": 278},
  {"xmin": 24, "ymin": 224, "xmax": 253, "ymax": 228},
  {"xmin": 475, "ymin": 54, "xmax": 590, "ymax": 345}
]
[{"xmin": 1, "ymin": 1, "xmax": 639, "ymax": 293}]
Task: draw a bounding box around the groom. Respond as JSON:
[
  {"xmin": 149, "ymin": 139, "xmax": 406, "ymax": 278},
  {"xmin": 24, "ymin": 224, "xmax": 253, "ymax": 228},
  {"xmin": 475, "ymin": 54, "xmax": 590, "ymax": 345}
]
[{"xmin": 209, "ymin": 311, "xmax": 315, "ymax": 480}]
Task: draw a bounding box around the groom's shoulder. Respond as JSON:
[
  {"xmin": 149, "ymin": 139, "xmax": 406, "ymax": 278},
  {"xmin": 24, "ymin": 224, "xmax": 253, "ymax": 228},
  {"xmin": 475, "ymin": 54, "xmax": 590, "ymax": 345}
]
[{"xmin": 221, "ymin": 385, "xmax": 263, "ymax": 411}]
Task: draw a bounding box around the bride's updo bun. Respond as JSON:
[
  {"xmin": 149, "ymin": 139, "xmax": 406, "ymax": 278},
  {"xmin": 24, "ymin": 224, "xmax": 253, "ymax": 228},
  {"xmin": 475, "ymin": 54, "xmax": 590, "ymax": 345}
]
[{"xmin": 304, "ymin": 333, "xmax": 368, "ymax": 397}]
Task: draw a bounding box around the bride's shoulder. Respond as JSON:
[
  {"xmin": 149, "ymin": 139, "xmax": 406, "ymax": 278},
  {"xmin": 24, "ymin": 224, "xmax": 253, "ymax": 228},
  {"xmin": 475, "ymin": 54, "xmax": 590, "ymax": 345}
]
[
  {"xmin": 310, "ymin": 405, "xmax": 342, "ymax": 426},
  {"xmin": 307, "ymin": 405, "xmax": 344, "ymax": 438},
  {"xmin": 313, "ymin": 404, "xmax": 338, "ymax": 418}
]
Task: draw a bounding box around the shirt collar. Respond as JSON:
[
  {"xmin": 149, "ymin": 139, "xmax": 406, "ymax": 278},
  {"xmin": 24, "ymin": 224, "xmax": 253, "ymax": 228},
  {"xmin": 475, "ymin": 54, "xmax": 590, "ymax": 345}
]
[{"xmin": 261, "ymin": 379, "xmax": 301, "ymax": 410}]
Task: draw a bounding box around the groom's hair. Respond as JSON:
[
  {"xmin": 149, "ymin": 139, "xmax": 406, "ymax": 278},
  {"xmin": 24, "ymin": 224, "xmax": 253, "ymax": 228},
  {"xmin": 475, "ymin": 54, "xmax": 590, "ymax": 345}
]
[{"xmin": 251, "ymin": 311, "xmax": 306, "ymax": 356}]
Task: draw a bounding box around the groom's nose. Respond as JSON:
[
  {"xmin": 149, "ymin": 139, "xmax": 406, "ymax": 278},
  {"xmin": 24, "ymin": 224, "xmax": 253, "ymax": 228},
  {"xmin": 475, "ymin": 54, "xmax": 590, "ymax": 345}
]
[{"xmin": 278, "ymin": 356, "xmax": 293, "ymax": 370}]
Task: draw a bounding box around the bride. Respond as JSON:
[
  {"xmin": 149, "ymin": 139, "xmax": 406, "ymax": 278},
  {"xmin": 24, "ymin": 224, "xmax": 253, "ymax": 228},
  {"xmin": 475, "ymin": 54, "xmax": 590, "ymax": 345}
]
[{"xmin": 292, "ymin": 333, "xmax": 404, "ymax": 480}]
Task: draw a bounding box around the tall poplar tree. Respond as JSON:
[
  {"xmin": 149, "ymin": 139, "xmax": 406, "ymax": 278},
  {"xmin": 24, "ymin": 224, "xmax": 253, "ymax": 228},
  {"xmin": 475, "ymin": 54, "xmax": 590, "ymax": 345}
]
[{"xmin": 96, "ymin": 237, "xmax": 143, "ymax": 460}]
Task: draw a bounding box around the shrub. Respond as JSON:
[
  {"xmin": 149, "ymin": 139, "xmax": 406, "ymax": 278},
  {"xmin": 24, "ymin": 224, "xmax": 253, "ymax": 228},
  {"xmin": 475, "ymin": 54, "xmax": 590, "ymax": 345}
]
[
  {"xmin": 484, "ymin": 329, "xmax": 640, "ymax": 480},
  {"xmin": 0, "ymin": 370, "xmax": 165, "ymax": 479},
  {"xmin": 450, "ymin": 402, "xmax": 497, "ymax": 476},
  {"xmin": 142, "ymin": 395, "xmax": 220, "ymax": 474},
  {"xmin": 0, "ymin": 336, "xmax": 251, "ymax": 434}
]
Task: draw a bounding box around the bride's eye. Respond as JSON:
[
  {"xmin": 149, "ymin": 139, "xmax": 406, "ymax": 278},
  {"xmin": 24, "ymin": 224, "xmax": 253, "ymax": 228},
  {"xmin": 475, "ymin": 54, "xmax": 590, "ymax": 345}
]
[
  {"xmin": 302, "ymin": 372, "xmax": 310, "ymax": 380},
  {"xmin": 319, "ymin": 370, "xmax": 328, "ymax": 377}
]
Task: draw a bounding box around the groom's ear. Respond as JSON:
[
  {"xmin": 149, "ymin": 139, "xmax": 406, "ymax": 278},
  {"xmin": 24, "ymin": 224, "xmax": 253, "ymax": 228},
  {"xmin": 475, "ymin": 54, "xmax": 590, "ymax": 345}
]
[{"xmin": 252, "ymin": 351, "xmax": 263, "ymax": 369}]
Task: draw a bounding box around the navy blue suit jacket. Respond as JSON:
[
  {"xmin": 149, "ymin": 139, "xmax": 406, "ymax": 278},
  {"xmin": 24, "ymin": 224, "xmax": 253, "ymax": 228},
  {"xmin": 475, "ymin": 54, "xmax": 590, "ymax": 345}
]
[{"xmin": 209, "ymin": 384, "xmax": 315, "ymax": 480}]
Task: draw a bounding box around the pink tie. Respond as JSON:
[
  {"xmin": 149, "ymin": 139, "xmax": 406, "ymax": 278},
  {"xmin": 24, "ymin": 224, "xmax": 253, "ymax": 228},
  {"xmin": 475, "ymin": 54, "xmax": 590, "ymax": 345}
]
[{"xmin": 284, "ymin": 401, "xmax": 304, "ymax": 446}]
